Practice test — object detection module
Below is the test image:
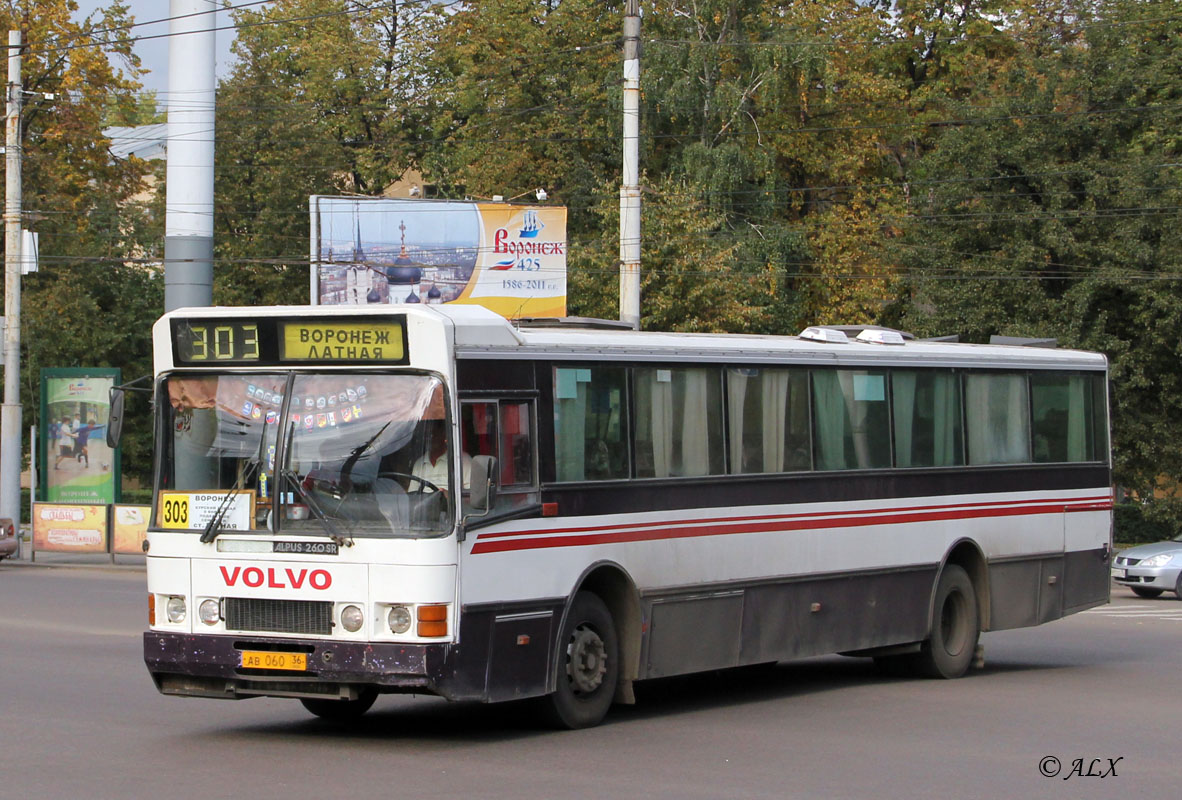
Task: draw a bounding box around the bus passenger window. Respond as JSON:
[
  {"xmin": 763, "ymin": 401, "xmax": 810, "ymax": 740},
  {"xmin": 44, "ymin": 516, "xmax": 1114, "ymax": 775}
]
[
  {"xmin": 1031, "ymin": 373, "xmax": 1104, "ymax": 463},
  {"xmin": 892, "ymin": 370, "xmax": 964, "ymax": 468},
  {"xmin": 812, "ymin": 369, "xmax": 891, "ymax": 470},
  {"xmin": 634, "ymin": 367, "xmax": 724, "ymax": 478},
  {"xmin": 965, "ymin": 373, "xmax": 1031, "ymax": 465},
  {"xmin": 553, "ymin": 367, "xmax": 629, "ymax": 482},
  {"xmin": 726, "ymin": 368, "xmax": 811, "ymax": 473}
]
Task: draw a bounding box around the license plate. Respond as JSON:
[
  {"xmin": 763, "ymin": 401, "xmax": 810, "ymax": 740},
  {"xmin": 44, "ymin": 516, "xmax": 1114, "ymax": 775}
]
[
  {"xmin": 240, "ymin": 650, "xmax": 307, "ymax": 671},
  {"xmin": 1111, "ymin": 568, "xmax": 1126, "ymax": 579}
]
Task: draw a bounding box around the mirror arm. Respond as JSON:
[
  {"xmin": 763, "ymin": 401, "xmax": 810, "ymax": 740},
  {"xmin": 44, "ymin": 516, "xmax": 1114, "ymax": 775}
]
[{"xmin": 113, "ymin": 374, "xmax": 153, "ymax": 394}]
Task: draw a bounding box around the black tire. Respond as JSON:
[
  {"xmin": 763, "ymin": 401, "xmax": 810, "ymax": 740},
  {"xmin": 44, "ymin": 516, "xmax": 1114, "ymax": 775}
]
[
  {"xmin": 1131, "ymin": 586, "xmax": 1164, "ymax": 599},
  {"xmin": 1175, "ymin": 573, "xmax": 1182, "ymax": 600},
  {"xmin": 300, "ymin": 688, "xmax": 378, "ymax": 721},
  {"xmin": 544, "ymin": 591, "xmax": 619, "ymax": 729},
  {"xmin": 916, "ymin": 564, "xmax": 979, "ymax": 679}
]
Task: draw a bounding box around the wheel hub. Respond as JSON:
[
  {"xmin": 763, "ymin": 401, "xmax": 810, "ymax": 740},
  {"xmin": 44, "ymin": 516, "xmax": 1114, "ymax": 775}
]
[{"xmin": 566, "ymin": 624, "xmax": 607, "ymax": 694}]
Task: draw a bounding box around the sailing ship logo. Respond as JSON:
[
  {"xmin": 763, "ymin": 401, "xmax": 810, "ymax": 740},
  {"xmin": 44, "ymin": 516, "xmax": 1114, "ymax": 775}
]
[{"xmin": 518, "ymin": 210, "xmax": 543, "ymax": 239}]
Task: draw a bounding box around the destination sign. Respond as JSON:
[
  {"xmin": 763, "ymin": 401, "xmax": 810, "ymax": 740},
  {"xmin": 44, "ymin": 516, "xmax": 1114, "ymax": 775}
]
[
  {"xmin": 280, "ymin": 322, "xmax": 406, "ymax": 363},
  {"xmin": 170, "ymin": 315, "xmax": 409, "ymax": 366}
]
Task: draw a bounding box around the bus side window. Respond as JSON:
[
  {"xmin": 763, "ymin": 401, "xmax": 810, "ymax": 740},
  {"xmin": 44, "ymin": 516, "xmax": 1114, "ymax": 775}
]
[
  {"xmin": 462, "ymin": 400, "xmax": 538, "ymax": 509},
  {"xmin": 462, "ymin": 402, "xmax": 497, "ymax": 461},
  {"xmin": 965, "ymin": 373, "xmax": 1031, "ymax": 465},
  {"xmin": 634, "ymin": 367, "xmax": 724, "ymax": 478},
  {"xmin": 725, "ymin": 368, "xmax": 811, "ymax": 474},
  {"xmin": 892, "ymin": 370, "xmax": 964, "ymax": 468},
  {"xmin": 1031, "ymin": 373, "xmax": 1104, "ymax": 463},
  {"xmin": 812, "ymin": 369, "xmax": 891, "ymax": 470},
  {"xmin": 553, "ymin": 367, "xmax": 629, "ymax": 482},
  {"xmin": 499, "ymin": 401, "xmax": 534, "ymax": 486}
]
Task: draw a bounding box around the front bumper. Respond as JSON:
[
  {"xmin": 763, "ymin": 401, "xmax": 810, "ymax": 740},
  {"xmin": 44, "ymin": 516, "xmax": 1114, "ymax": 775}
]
[
  {"xmin": 144, "ymin": 631, "xmax": 451, "ymax": 701},
  {"xmin": 1110, "ymin": 564, "xmax": 1182, "ymax": 594}
]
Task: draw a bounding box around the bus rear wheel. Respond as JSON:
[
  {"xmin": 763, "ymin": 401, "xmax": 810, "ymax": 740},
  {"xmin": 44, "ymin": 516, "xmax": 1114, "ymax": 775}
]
[
  {"xmin": 916, "ymin": 564, "xmax": 979, "ymax": 679},
  {"xmin": 300, "ymin": 688, "xmax": 378, "ymax": 721},
  {"xmin": 544, "ymin": 591, "xmax": 619, "ymax": 729}
]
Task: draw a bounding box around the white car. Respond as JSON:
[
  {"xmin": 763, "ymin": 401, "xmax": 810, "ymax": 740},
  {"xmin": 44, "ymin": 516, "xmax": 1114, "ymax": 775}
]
[
  {"xmin": 0, "ymin": 517, "xmax": 16, "ymax": 560},
  {"xmin": 1112, "ymin": 536, "xmax": 1182, "ymax": 598}
]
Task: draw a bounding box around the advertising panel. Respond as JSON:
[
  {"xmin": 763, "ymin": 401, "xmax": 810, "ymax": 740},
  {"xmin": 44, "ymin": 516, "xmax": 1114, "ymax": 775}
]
[
  {"xmin": 39, "ymin": 368, "xmax": 120, "ymax": 504},
  {"xmin": 32, "ymin": 503, "xmax": 109, "ymax": 554},
  {"xmin": 111, "ymin": 504, "xmax": 150, "ymax": 555},
  {"xmin": 311, "ymin": 196, "xmax": 566, "ymax": 318}
]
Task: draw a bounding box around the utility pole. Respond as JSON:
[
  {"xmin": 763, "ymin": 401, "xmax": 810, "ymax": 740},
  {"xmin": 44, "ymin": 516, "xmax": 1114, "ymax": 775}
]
[
  {"xmin": 165, "ymin": 0, "xmax": 217, "ymax": 311},
  {"xmin": 619, "ymin": 0, "xmax": 641, "ymax": 330},
  {"xmin": 1, "ymin": 30, "xmax": 22, "ymax": 530}
]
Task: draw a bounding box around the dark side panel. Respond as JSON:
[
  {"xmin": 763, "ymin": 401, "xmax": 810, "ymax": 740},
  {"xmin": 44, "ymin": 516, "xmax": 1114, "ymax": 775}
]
[
  {"xmin": 640, "ymin": 567, "xmax": 936, "ymax": 680},
  {"xmin": 987, "ymin": 548, "xmax": 1109, "ymax": 631},
  {"xmin": 1063, "ymin": 546, "xmax": 1112, "ymax": 612}
]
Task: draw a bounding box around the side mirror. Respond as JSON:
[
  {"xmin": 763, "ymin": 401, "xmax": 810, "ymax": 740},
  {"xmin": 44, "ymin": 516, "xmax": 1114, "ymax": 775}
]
[
  {"xmin": 468, "ymin": 455, "xmax": 498, "ymax": 514},
  {"xmin": 106, "ymin": 387, "xmax": 126, "ymax": 449}
]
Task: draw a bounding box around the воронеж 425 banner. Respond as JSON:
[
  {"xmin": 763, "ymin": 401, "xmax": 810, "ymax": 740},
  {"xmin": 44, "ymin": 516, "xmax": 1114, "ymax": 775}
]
[{"xmin": 310, "ymin": 196, "xmax": 566, "ymax": 318}]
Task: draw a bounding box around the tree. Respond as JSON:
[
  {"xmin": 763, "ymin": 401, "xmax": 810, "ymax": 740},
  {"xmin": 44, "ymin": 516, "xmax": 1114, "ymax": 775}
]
[
  {"xmin": 888, "ymin": 0, "xmax": 1182, "ymax": 496},
  {"xmin": 214, "ymin": 0, "xmax": 427, "ymax": 306},
  {"xmin": 3, "ymin": 1, "xmax": 161, "ymax": 487}
]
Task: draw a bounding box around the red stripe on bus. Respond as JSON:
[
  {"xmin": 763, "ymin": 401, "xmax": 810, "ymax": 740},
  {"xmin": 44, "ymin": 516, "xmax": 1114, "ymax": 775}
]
[
  {"xmin": 470, "ymin": 497, "xmax": 1112, "ymax": 555},
  {"xmin": 473, "ymin": 494, "xmax": 1112, "ymax": 542},
  {"xmin": 468, "ymin": 489, "xmax": 1106, "ymax": 538}
]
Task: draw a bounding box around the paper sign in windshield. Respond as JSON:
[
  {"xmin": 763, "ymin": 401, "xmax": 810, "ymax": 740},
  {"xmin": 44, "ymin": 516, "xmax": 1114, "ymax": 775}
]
[{"xmin": 158, "ymin": 491, "xmax": 254, "ymax": 531}]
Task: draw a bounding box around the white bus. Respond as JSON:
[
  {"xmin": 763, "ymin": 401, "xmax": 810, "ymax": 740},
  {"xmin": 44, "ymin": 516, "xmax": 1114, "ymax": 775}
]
[{"xmin": 130, "ymin": 305, "xmax": 1112, "ymax": 728}]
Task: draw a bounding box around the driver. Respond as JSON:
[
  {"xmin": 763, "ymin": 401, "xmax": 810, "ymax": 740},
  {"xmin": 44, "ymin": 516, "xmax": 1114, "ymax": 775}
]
[{"xmin": 410, "ymin": 419, "xmax": 471, "ymax": 496}]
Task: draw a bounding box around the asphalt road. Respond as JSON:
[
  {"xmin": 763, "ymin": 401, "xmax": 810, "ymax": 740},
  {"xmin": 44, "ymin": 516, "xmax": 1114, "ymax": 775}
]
[{"xmin": 1, "ymin": 564, "xmax": 1178, "ymax": 800}]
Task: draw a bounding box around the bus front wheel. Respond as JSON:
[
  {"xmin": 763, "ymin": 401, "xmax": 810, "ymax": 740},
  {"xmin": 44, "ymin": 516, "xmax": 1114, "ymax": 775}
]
[
  {"xmin": 545, "ymin": 591, "xmax": 619, "ymax": 729},
  {"xmin": 300, "ymin": 688, "xmax": 378, "ymax": 721},
  {"xmin": 916, "ymin": 564, "xmax": 979, "ymax": 679}
]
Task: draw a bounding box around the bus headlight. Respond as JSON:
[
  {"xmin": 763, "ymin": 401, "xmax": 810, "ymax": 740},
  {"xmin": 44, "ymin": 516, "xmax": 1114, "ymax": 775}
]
[
  {"xmin": 199, "ymin": 599, "xmax": 221, "ymax": 626},
  {"xmin": 341, "ymin": 605, "xmax": 364, "ymax": 633},
  {"xmin": 388, "ymin": 605, "xmax": 412, "ymax": 634},
  {"xmin": 166, "ymin": 596, "xmax": 187, "ymax": 623}
]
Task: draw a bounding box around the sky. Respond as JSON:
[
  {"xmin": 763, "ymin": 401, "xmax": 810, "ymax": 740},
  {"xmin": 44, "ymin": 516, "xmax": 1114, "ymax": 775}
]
[{"xmin": 72, "ymin": 0, "xmax": 244, "ymax": 99}]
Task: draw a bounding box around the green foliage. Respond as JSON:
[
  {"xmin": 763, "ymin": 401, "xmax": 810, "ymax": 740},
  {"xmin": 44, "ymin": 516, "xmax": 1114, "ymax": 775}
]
[
  {"xmin": 103, "ymin": 90, "xmax": 165, "ymax": 127},
  {"xmin": 203, "ymin": 0, "xmax": 1182, "ymax": 498},
  {"xmin": 215, "ymin": 0, "xmax": 410, "ymax": 306},
  {"xmin": 1, "ymin": 2, "xmax": 160, "ymax": 486},
  {"xmin": 889, "ymin": 0, "xmax": 1182, "ymax": 494},
  {"xmin": 1114, "ymin": 502, "xmax": 1181, "ymax": 547}
]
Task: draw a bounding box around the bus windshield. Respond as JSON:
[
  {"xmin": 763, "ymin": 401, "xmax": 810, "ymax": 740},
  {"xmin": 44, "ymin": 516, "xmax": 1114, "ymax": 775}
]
[{"xmin": 162, "ymin": 371, "xmax": 455, "ymax": 539}]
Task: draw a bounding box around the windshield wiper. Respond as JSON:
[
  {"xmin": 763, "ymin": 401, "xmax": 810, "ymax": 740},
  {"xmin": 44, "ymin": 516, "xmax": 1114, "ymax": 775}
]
[
  {"xmin": 338, "ymin": 420, "xmax": 391, "ymax": 492},
  {"xmin": 199, "ymin": 484, "xmax": 242, "ymax": 544}
]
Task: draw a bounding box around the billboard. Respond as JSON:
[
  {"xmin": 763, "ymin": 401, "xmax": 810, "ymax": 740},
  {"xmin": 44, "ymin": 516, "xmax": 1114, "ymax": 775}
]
[
  {"xmin": 310, "ymin": 196, "xmax": 566, "ymax": 318},
  {"xmin": 111, "ymin": 504, "xmax": 150, "ymax": 555},
  {"xmin": 32, "ymin": 503, "xmax": 109, "ymax": 554},
  {"xmin": 39, "ymin": 369, "xmax": 120, "ymax": 504}
]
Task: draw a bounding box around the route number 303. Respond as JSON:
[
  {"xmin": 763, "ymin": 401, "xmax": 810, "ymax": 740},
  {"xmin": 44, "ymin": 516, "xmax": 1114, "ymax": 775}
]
[{"xmin": 160, "ymin": 497, "xmax": 190, "ymax": 527}]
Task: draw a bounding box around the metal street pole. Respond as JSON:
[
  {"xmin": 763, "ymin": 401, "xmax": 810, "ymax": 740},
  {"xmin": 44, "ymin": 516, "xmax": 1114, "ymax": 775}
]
[
  {"xmin": 1, "ymin": 30, "xmax": 22, "ymax": 529},
  {"xmin": 164, "ymin": 0, "xmax": 216, "ymax": 311},
  {"xmin": 619, "ymin": 0, "xmax": 641, "ymax": 330}
]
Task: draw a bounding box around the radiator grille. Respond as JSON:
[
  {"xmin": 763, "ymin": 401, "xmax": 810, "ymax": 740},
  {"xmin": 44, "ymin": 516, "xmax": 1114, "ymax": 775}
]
[{"xmin": 224, "ymin": 598, "xmax": 333, "ymax": 636}]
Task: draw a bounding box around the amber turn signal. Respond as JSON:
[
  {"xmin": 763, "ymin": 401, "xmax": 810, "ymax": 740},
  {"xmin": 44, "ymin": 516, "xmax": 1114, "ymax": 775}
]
[
  {"xmin": 416, "ymin": 604, "xmax": 448, "ymax": 637},
  {"xmin": 148, "ymin": 593, "xmax": 156, "ymax": 626}
]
